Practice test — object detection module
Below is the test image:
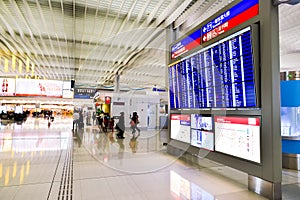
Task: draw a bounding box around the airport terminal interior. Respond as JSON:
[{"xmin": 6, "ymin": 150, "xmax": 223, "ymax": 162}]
[{"xmin": 1, "ymin": 0, "xmax": 300, "ymax": 200}]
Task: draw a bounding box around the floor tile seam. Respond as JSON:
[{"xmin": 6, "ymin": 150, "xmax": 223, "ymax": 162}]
[
  {"xmin": 213, "ymin": 189, "xmax": 265, "ymax": 199},
  {"xmin": 282, "ymin": 171, "xmax": 300, "ymax": 179},
  {"xmin": 0, "ymin": 180, "xmax": 59, "ymax": 188},
  {"xmin": 73, "ymin": 169, "xmax": 171, "ymax": 182},
  {"xmin": 282, "ymin": 182, "xmax": 300, "ymax": 187}
]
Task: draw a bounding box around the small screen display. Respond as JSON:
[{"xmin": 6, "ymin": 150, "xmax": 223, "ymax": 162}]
[
  {"xmin": 214, "ymin": 116, "xmax": 261, "ymax": 163},
  {"xmin": 191, "ymin": 114, "xmax": 212, "ymax": 130},
  {"xmin": 170, "ymin": 114, "xmax": 191, "ymax": 143}
]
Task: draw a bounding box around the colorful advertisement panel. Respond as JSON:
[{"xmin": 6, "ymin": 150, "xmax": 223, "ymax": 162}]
[
  {"xmin": 15, "ymin": 79, "xmax": 63, "ymax": 97},
  {"xmin": 0, "ymin": 78, "xmax": 15, "ymax": 96}
]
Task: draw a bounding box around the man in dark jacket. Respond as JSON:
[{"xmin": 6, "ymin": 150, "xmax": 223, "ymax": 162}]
[{"xmin": 116, "ymin": 112, "xmax": 125, "ymax": 139}]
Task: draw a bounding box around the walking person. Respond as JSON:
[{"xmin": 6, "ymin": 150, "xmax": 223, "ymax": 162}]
[
  {"xmin": 130, "ymin": 112, "xmax": 140, "ymax": 137},
  {"xmin": 103, "ymin": 114, "xmax": 109, "ymax": 132},
  {"xmin": 78, "ymin": 111, "xmax": 84, "ymax": 129},
  {"xmin": 109, "ymin": 117, "xmax": 115, "ymax": 133},
  {"xmin": 116, "ymin": 112, "xmax": 125, "ymax": 139},
  {"xmin": 92, "ymin": 112, "xmax": 96, "ymax": 125},
  {"xmin": 97, "ymin": 111, "xmax": 104, "ymax": 132},
  {"xmin": 72, "ymin": 111, "xmax": 79, "ymax": 131}
]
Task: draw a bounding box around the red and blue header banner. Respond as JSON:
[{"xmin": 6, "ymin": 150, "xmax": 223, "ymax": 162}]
[
  {"xmin": 170, "ymin": 0, "xmax": 259, "ymax": 60},
  {"xmin": 201, "ymin": 0, "xmax": 259, "ymax": 43},
  {"xmin": 171, "ymin": 30, "xmax": 201, "ymax": 59}
]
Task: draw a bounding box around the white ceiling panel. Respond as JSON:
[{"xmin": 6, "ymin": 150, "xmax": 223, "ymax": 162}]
[{"xmin": 0, "ymin": 0, "xmax": 297, "ymax": 91}]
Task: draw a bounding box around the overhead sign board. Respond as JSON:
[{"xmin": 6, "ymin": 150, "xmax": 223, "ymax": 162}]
[
  {"xmin": 74, "ymin": 88, "xmax": 96, "ymax": 99},
  {"xmin": 201, "ymin": 0, "xmax": 259, "ymax": 43},
  {"xmin": 170, "ymin": 0, "xmax": 259, "ymax": 60},
  {"xmin": 171, "ymin": 30, "xmax": 201, "ymax": 59}
]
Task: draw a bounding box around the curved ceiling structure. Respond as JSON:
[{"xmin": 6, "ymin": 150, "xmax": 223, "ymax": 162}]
[{"xmin": 0, "ymin": 0, "xmax": 297, "ymax": 90}]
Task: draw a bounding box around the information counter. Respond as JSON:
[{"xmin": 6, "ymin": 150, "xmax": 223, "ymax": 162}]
[
  {"xmin": 282, "ymin": 136, "xmax": 300, "ymax": 170},
  {"xmin": 281, "ymin": 81, "xmax": 300, "ymax": 170}
]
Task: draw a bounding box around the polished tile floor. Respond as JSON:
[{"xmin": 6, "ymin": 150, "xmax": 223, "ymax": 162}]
[{"xmin": 0, "ymin": 117, "xmax": 300, "ymax": 200}]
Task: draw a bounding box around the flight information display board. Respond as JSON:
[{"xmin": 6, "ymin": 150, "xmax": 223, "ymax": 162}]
[{"xmin": 169, "ymin": 26, "xmax": 257, "ymax": 109}]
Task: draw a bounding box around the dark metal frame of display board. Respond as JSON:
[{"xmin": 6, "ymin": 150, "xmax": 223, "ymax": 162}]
[{"xmin": 166, "ymin": 1, "xmax": 281, "ymax": 199}]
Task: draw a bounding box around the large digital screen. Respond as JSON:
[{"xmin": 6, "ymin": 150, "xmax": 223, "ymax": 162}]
[
  {"xmin": 214, "ymin": 116, "xmax": 260, "ymax": 163},
  {"xmin": 170, "ymin": 114, "xmax": 191, "ymax": 143},
  {"xmin": 0, "ymin": 78, "xmax": 15, "ymax": 96},
  {"xmin": 169, "ymin": 26, "xmax": 257, "ymax": 109}
]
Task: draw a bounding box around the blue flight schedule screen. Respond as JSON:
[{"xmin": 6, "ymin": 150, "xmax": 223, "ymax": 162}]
[{"xmin": 169, "ymin": 26, "xmax": 257, "ymax": 109}]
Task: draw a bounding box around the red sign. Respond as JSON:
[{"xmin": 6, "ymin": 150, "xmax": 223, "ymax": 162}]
[
  {"xmin": 202, "ymin": 2, "xmax": 259, "ymax": 43},
  {"xmin": 214, "ymin": 116, "xmax": 260, "ymax": 126},
  {"xmin": 105, "ymin": 96, "xmax": 111, "ymax": 104}
]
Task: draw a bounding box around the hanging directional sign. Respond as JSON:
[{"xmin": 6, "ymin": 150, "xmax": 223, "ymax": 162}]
[
  {"xmin": 171, "ymin": 30, "xmax": 201, "ymax": 59},
  {"xmin": 201, "ymin": 0, "xmax": 259, "ymax": 43},
  {"xmin": 170, "ymin": 0, "xmax": 259, "ymax": 60}
]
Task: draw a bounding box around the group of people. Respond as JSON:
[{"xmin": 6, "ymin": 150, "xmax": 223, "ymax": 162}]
[
  {"xmin": 95, "ymin": 111, "xmax": 115, "ymax": 133},
  {"xmin": 75, "ymin": 109, "xmax": 141, "ymax": 140},
  {"xmin": 115, "ymin": 111, "xmax": 140, "ymax": 139}
]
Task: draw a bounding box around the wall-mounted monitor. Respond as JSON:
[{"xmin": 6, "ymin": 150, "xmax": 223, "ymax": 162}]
[
  {"xmin": 191, "ymin": 129, "xmax": 214, "ymax": 151},
  {"xmin": 214, "ymin": 116, "xmax": 261, "ymax": 163},
  {"xmin": 170, "ymin": 114, "xmax": 191, "ymax": 143},
  {"xmin": 169, "ymin": 26, "xmax": 258, "ymax": 109},
  {"xmin": 191, "ymin": 114, "xmax": 213, "ymax": 131}
]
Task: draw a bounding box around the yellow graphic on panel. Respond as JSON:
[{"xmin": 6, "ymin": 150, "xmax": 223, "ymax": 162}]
[
  {"xmin": 13, "ymin": 162, "xmax": 17, "ymax": 178},
  {"xmin": 20, "ymin": 165, "xmax": 24, "ymax": 184},
  {"xmin": 5, "ymin": 167, "xmax": 10, "ymax": 186},
  {"xmin": 0, "ymin": 163, "xmax": 2, "ymax": 178}
]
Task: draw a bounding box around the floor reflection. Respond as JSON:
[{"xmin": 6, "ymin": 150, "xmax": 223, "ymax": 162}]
[
  {"xmin": 0, "ymin": 117, "xmax": 278, "ymax": 199},
  {"xmin": 170, "ymin": 170, "xmax": 215, "ymax": 200}
]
